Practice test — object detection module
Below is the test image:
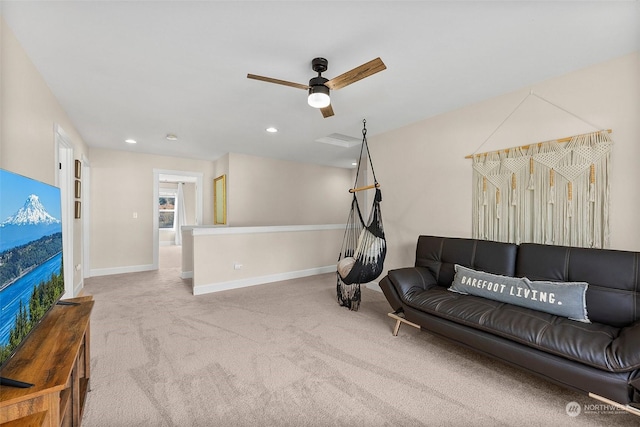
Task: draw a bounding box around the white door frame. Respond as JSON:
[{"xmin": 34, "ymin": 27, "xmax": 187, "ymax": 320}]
[
  {"xmin": 152, "ymin": 169, "xmax": 203, "ymax": 269},
  {"xmin": 54, "ymin": 124, "xmax": 75, "ymax": 299},
  {"xmin": 81, "ymin": 154, "xmax": 91, "ymax": 279}
]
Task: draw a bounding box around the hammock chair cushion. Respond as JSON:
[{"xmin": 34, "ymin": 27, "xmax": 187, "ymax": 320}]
[
  {"xmin": 337, "ymin": 257, "xmax": 356, "ymax": 280},
  {"xmin": 338, "ymin": 248, "xmax": 386, "ymax": 286}
]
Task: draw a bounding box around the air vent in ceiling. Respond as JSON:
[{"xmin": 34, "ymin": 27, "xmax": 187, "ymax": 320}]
[{"xmin": 315, "ymin": 133, "xmax": 361, "ymax": 148}]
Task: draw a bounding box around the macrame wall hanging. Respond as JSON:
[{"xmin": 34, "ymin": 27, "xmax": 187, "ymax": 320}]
[{"xmin": 468, "ymin": 92, "xmax": 613, "ymax": 248}]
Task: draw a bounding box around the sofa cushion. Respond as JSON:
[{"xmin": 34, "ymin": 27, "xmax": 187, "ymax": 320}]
[
  {"xmin": 516, "ymin": 243, "xmax": 640, "ymax": 327},
  {"xmin": 415, "ymin": 236, "xmax": 518, "ymax": 286},
  {"xmin": 450, "ymin": 265, "xmax": 590, "ymax": 323},
  {"xmin": 405, "ymin": 287, "xmax": 640, "ymax": 372}
]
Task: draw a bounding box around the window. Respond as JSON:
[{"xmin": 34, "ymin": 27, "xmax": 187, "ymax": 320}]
[{"xmin": 159, "ymin": 193, "xmax": 176, "ymax": 229}]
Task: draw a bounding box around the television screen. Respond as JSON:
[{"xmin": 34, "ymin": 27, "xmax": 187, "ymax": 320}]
[{"xmin": 0, "ymin": 169, "xmax": 65, "ymax": 369}]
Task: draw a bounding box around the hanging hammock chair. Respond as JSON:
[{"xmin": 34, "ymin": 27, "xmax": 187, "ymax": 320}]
[{"xmin": 336, "ymin": 120, "xmax": 386, "ymax": 311}]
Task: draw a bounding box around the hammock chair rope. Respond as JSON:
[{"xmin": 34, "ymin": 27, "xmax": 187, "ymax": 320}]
[{"xmin": 336, "ymin": 120, "xmax": 386, "ymax": 311}]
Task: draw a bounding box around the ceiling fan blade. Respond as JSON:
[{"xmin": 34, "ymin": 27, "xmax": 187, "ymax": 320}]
[
  {"xmin": 247, "ymin": 74, "xmax": 309, "ymax": 90},
  {"xmin": 321, "ymin": 104, "xmax": 334, "ymax": 118},
  {"xmin": 325, "ymin": 57, "xmax": 386, "ymax": 91}
]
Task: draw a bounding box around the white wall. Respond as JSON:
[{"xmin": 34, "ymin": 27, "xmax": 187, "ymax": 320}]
[
  {"xmin": 370, "ymin": 52, "xmax": 640, "ymax": 274},
  {"xmin": 227, "ymin": 153, "xmax": 354, "ymax": 226},
  {"xmin": 0, "ymin": 18, "xmax": 89, "ymax": 292},
  {"xmin": 89, "ymin": 148, "xmax": 215, "ymax": 272},
  {"xmin": 89, "ymin": 148, "xmax": 354, "ymax": 273}
]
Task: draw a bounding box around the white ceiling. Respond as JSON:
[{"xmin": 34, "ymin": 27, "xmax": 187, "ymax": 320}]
[{"xmin": 2, "ymin": 1, "xmax": 638, "ymax": 168}]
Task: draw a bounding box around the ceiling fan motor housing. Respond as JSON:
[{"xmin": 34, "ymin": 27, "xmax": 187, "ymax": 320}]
[
  {"xmin": 308, "ymin": 76, "xmax": 329, "ymax": 96},
  {"xmin": 309, "ymin": 76, "xmax": 329, "ymax": 90}
]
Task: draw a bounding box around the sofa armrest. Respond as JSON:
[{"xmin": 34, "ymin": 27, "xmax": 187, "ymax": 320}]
[
  {"xmin": 387, "ymin": 267, "xmax": 438, "ymax": 302},
  {"xmin": 611, "ymin": 320, "xmax": 640, "ymax": 372}
]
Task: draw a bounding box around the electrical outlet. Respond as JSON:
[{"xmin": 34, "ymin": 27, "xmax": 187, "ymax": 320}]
[
  {"xmin": 233, "ymin": 263, "xmax": 243, "ymax": 270},
  {"xmin": 133, "ymin": 212, "xmax": 138, "ymax": 219}
]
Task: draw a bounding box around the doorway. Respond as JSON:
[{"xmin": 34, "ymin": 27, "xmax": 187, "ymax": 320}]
[
  {"xmin": 54, "ymin": 125, "xmax": 76, "ymax": 298},
  {"xmin": 152, "ymin": 169, "xmax": 203, "ymax": 270}
]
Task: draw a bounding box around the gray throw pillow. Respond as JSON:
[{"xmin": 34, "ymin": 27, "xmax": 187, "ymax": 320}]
[{"xmin": 449, "ymin": 264, "xmax": 590, "ymax": 323}]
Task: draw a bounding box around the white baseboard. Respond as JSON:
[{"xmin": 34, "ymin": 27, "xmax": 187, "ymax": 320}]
[
  {"xmin": 181, "ymin": 271, "xmax": 193, "ymax": 279},
  {"xmin": 74, "ymin": 278, "xmax": 84, "ymax": 297},
  {"xmin": 90, "ymin": 264, "xmax": 156, "ymax": 277},
  {"xmin": 193, "ymin": 265, "xmax": 336, "ymax": 296}
]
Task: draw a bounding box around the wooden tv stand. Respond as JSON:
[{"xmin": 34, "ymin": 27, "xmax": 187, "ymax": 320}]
[{"xmin": 0, "ymin": 296, "xmax": 94, "ymax": 427}]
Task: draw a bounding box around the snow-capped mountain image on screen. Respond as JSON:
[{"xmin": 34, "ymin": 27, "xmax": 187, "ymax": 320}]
[
  {"xmin": 0, "ymin": 168, "xmax": 64, "ymax": 370},
  {"xmin": 0, "ymin": 174, "xmax": 62, "ymax": 252}
]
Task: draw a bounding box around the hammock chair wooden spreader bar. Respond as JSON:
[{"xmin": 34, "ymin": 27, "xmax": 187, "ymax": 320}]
[
  {"xmin": 349, "ymin": 183, "xmax": 380, "ymax": 193},
  {"xmin": 336, "ymin": 120, "xmax": 386, "ymax": 311}
]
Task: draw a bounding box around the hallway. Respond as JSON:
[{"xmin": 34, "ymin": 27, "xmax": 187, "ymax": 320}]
[{"xmin": 159, "ymin": 245, "xmax": 182, "ymax": 270}]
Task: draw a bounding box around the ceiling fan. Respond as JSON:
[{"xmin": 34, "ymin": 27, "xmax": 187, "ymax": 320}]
[{"xmin": 247, "ymin": 57, "xmax": 386, "ymax": 118}]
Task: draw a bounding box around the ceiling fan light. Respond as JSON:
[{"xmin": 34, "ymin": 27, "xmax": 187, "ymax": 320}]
[
  {"xmin": 307, "ymin": 82, "xmax": 330, "ymax": 109},
  {"xmin": 308, "ymin": 92, "xmax": 330, "ymax": 109}
]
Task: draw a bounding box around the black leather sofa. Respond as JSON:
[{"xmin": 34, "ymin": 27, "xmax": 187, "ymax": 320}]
[{"xmin": 379, "ymin": 235, "xmax": 640, "ymax": 411}]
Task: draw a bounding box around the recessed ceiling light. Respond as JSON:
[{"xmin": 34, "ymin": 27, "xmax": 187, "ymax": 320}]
[
  {"xmin": 352, "ymin": 162, "xmax": 358, "ymax": 166},
  {"xmin": 125, "ymin": 139, "xmax": 137, "ymax": 144},
  {"xmin": 166, "ymin": 134, "xmax": 178, "ymax": 141},
  {"xmin": 266, "ymin": 127, "xmax": 278, "ymax": 133}
]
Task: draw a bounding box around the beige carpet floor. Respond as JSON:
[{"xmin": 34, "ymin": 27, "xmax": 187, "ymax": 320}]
[
  {"xmin": 82, "ymin": 265, "xmax": 638, "ymax": 426},
  {"xmin": 158, "ymin": 244, "xmax": 182, "ymax": 269}
]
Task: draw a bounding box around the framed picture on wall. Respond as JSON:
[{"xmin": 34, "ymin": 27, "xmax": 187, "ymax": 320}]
[{"xmin": 214, "ymin": 174, "xmax": 226, "ymax": 225}]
